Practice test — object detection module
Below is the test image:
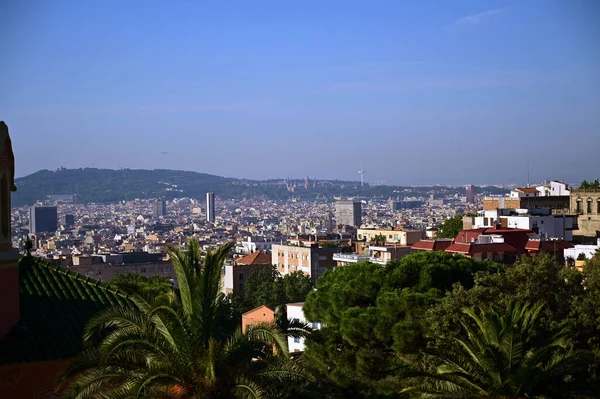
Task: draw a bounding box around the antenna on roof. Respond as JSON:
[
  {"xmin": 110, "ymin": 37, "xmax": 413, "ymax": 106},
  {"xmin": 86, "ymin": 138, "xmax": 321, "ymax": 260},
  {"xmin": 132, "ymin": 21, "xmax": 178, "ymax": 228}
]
[{"xmin": 358, "ymin": 164, "xmax": 366, "ymax": 187}]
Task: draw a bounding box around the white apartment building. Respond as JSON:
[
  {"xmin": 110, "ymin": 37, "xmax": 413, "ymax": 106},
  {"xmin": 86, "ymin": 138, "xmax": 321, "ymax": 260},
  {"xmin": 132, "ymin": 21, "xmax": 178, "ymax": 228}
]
[
  {"xmin": 472, "ymin": 209, "xmax": 576, "ymax": 241},
  {"xmin": 564, "ymin": 238, "xmax": 600, "ymax": 261},
  {"xmin": 286, "ymin": 302, "xmax": 322, "ymax": 353},
  {"xmin": 536, "ymin": 180, "xmax": 570, "ymax": 197}
]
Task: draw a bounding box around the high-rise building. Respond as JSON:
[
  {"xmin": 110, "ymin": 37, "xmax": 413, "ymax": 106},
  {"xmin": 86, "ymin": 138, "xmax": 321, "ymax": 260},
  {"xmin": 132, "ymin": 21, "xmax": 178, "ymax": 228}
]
[
  {"xmin": 62, "ymin": 214, "xmax": 75, "ymax": 227},
  {"xmin": 466, "ymin": 185, "xmax": 476, "ymax": 204},
  {"xmin": 335, "ymin": 200, "xmax": 362, "ymax": 227},
  {"xmin": 152, "ymin": 199, "xmax": 167, "ymax": 219},
  {"xmin": 206, "ymin": 192, "xmax": 215, "ymax": 223},
  {"xmin": 29, "ymin": 206, "xmax": 58, "ymax": 233}
]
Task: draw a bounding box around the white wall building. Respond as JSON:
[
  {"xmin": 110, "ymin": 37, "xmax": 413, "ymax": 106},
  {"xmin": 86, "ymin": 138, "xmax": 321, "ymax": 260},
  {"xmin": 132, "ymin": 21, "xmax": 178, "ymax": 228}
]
[
  {"xmin": 564, "ymin": 239, "xmax": 600, "ymax": 260},
  {"xmin": 473, "ymin": 209, "xmax": 576, "ymax": 241},
  {"xmin": 536, "ymin": 181, "xmax": 571, "ymax": 197},
  {"xmin": 286, "ymin": 302, "xmax": 322, "ymax": 353}
]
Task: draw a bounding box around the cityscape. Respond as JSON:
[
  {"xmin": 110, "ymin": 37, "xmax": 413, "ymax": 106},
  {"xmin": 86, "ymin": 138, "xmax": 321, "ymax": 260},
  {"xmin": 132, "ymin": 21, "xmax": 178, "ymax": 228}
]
[{"xmin": 1, "ymin": 1, "xmax": 599, "ymax": 398}]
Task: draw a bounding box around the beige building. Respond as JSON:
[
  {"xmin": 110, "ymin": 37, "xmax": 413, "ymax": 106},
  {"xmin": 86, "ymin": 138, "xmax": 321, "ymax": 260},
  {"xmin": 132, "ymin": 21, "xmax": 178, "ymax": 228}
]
[
  {"xmin": 222, "ymin": 250, "xmax": 272, "ymax": 296},
  {"xmin": 271, "ymin": 243, "xmax": 340, "ymax": 283},
  {"xmin": 571, "ymin": 189, "xmax": 600, "ymax": 240},
  {"xmin": 357, "ymin": 228, "xmax": 424, "ymax": 245},
  {"xmin": 242, "ymin": 305, "xmax": 275, "ymax": 333}
]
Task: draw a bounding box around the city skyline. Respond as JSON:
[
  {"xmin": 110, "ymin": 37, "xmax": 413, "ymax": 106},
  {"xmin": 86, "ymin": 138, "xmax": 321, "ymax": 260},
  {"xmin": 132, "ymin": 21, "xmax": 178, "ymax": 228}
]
[{"xmin": 2, "ymin": 0, "xmax": 599, "ymax": 185}]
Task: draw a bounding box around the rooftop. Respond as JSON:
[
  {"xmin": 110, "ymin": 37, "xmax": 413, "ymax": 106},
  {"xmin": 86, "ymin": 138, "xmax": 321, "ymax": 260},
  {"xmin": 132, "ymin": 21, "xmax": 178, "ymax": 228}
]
[{"xmin": 0, "ymin": 256, "xmax": 133, "ymax": 365}]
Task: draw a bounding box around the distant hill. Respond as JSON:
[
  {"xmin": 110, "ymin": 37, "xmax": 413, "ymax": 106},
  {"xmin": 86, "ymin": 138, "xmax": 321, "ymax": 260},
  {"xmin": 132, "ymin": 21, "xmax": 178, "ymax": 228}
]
[
  {"xmin": 13, "ymin": 168, "xmax": 246, "ymax": 207},
  {"xmin": 12, "ymin": 168, "xmax": 509, "ymax": 207}
]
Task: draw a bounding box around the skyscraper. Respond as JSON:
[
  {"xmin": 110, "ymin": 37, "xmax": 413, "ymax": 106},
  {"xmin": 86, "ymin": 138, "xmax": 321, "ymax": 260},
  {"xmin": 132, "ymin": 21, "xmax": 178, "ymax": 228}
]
[
  {"xmin": 29, "ymin": 205, "xmax": 58, "ymax": 233},
  {"xmin": 206, "ymin": 192, "xmax": 215, "ymax": 223},
  {"xmin": 466, "ymin": 185, "xmax": 476, "ymax": 204},
  {"xmin": 335, "ymin": 200, "xmax": 362, "ymax": 227},
  {"xmin": 152, "ymin": 199, "xmax": 167, "ymax": 219}
]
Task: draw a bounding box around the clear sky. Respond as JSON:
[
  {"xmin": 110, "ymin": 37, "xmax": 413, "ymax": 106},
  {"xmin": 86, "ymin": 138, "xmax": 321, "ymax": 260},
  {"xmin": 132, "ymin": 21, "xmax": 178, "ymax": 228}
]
[{"xmin": 1, "ymin": 0, "xmax": 599, "ymax": 186}]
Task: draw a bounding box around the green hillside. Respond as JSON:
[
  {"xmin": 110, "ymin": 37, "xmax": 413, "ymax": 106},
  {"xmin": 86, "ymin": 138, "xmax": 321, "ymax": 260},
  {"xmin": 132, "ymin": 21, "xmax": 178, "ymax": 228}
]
[{"xmin": 12, "ymin": 168, "xmax": 508, "ymax": 207}]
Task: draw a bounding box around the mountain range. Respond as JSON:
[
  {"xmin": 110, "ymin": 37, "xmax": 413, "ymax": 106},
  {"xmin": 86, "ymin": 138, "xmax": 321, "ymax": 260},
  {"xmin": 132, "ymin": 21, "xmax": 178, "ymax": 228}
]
[{"xmin": 12, "ymin": 168, "xmax": 507, "ymax": 207}]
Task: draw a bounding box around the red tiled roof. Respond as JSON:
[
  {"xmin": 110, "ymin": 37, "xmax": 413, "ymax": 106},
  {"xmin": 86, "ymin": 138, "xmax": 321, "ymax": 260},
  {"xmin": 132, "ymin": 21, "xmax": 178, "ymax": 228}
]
[
  {"xmin": 412, "ymin": 240, "xmax": 453, "ymax": 251},
  {"xmin": 235, "ymin": 250, "xmax": 272, "ymax": 265},
  {"xmin": 454, "ymin": 228, "xmax": 533, "ymax": 252},
  {"xmin": 525, "ymin": 240, "xmax": 574, "ymax": 252},
  {"xmin": 515, "ymin": 187, "xmax": 539, "ymax": 194},
  {"xmin": 445, "ymin": 242, "xmax": 516, "ymax": 255}
]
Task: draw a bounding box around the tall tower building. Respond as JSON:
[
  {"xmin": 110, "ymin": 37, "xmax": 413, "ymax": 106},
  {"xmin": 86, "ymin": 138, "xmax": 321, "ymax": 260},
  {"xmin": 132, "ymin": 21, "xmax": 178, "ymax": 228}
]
[
  {"xmin": 335, "ymin": 201, "xmax": 362, "ymax": 227},
  {"xmin": 152, "ymin": 199, "xmax": 167, "ymax": 219},
  {"xmin": 466, "ymin": 185, "xmax": 476, "ymax": 204},
  {"xmin": 206, "ymin": 192, "xmax": 215, "ymax": 223},
  {"xmin": 29, "ymin": 205, "xmax": 58, "ymax": 234}
]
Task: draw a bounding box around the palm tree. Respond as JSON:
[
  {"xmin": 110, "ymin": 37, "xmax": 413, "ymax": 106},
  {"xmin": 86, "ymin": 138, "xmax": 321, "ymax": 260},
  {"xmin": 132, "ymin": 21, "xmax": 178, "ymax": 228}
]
[
  {"xmin": 59, "ymin": 239, "xmax": 310, "ymax": 398},
  {"xmin": 405, "ymin": 301, "xmax": 598, "ymax": 399}
]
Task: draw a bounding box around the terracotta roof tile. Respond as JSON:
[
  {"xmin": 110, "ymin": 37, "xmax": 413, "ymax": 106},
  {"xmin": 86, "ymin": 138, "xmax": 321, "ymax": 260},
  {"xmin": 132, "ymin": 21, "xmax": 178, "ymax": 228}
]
[{"xmin": 235, "ymin": 250, "xmax": 272, "ymax": 265}]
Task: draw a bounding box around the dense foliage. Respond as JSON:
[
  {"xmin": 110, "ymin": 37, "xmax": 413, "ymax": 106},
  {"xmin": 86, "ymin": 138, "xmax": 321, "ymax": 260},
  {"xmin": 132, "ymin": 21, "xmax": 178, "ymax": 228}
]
[
  {"xmin": 241, "ymin": 266, "xmax": 313, "ymax": 312},
  {"xmin": 406, "ymin": 302, "xmax": 597, "ymax": 398},
  {"xmin": 579, "ymin": 179, "xmax": 600, "ymax": 190},
  {"xmin": 437, "ymin": 215, "xmax": 463, "ymax": 238},
  {"xmin": 110, "ymin": 272, "xmax": 174, "ymax": 304},
  {"xmin": 60, "ymin": 239, "xmax": 311, "ymax": 398},
  {"xmin": 302, "ymin": 251, "xmax": 501, "ymax": 398}
]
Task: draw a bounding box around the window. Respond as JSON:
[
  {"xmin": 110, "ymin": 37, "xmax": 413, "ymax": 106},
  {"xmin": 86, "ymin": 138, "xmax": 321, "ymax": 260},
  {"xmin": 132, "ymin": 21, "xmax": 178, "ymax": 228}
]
[
  {"xmin": 577, "ymin": 201, "xmax": 583, "ymax": 213},
  {"xmin": 587, "ymin": 201, "xmax": 593, "ymax": 214},
  {"xmin": 239, "ymin": 283, "xmax": 244, "ymax": 291},
  {"xmin": 293, "ymin": 337, "xmax": 301, "ymax": 343},
  {"xmin": 597, "ymin": 201, "xmax": 600, "ymax": 213},
  {"xmin": 239, "ymin": 273, "xmax": 244, "ymax": 281}
]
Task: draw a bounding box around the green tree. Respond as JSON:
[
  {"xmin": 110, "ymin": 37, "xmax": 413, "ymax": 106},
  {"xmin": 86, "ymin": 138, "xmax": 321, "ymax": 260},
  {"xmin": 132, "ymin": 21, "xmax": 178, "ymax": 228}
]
[
  {"xmin": 59, "ymin": 239, "xmax": 310, "ymax": 398},
  {"xmin": 437, "ymin": 215, "xmax": 463, "ymax": 239},
  {"xmin": 370, "ymin": 234, "xmax": 387, "ymax": 244},
  {"xmin": 110, "ymin": 272, "xmax": 174, "ymax": 304},
  {"xmin": 302, "ymin": 251, "xmax": 500, "ymax": 398},
  {"xmin": 243, "ymin": 267, "xmax": 313, "ymax": 311},
  {"xmin": 426, "ymin": 254, "xmax": 585, "ymax": 347},
  {"xmin": 405, "ymin": 302, "xmax": 598, "ymax": 398}
]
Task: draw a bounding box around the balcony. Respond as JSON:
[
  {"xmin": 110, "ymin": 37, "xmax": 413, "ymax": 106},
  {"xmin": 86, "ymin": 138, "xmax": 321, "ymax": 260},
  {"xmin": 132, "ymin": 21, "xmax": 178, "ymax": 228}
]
[{"xmin": 332, "ymin": 253, "xmax": 386, "ymax": 265}]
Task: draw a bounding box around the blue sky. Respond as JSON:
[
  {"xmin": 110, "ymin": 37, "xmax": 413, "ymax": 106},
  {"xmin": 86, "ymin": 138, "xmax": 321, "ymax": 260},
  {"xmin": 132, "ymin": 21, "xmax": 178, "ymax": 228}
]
[{"xmin": 1, "ymin": 0, "xmax": 599, "ymax": 185}]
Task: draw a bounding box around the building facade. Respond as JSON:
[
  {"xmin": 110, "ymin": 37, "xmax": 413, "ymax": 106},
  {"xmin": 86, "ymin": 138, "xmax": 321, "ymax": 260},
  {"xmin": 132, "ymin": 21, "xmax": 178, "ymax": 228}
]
[
  {"xmin": 29, "ymin": 205, "xmax": 58, "ymax": 234},
  {"xmin": 152, "ymin": 199, "xmax": 167, "ymax": 219},
  {"xmin": 206, "ymin": 192, "xmax": 215, "ymax": 223},
  {"xmin": 271, "ymin": 243, "xmax": 341, "ymax": 283},
  {"xmin": 335, "ymin": 200, "xmax": 362, "ymax": 227},
  {"xmin": 570, "ymin": 189, "xmax": 600, "ymax": 240}
]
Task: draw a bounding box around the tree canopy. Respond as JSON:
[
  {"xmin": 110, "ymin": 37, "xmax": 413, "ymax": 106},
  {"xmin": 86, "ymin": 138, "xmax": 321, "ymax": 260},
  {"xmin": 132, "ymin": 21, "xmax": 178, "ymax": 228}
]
[
  {"xmin": 302, "ymin": 251, "xmax": 501, "ymax": 398},
  {"xmin": 437, "ymin": 215, "xmax": 463, "ymax": 239},
  {"xmin": 60, "ymin": 239, "xmax": 311, "ymax": 398},
  {"xmin": 242, "ymin": 266, "xmax": 313, "ymax": 312}
]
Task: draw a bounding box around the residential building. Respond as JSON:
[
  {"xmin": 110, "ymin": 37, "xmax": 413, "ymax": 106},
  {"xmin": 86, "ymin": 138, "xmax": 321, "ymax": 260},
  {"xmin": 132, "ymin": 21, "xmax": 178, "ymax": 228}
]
[
  {"xmin": 206, "ymin": 192, "xmax": 215, "ymax": 223},
  {"xmin": 152, "ymin": 199, "xmax": 167, "ymax": 219},
  {"xmin": 241, "ymin": 305, "xmax": 274, "ymax": 333},
  {"xmin": 287, "ymin": 302, "xmax": 322, "ymax": 353},
  {"xmin": 29, "ymin": 205, "xmax": 58, "ymax": 233},
  {"xmin": 335, "ymin": 200, "xmax": 362, "ymax": 227},
  {"xmin": 223, "ymin": 250, "xmax": 272, "ymax": 296},
  {"xmin": 467, "ymin": 209, "xmax": 577, "ymax": 241},
  {"xmin": 536, "ymin": 180, "xmax": 570, "ymax": 197},
  {"xmin": 357, "ymin": 227, "xmax": 424, "ymax": 245},
  {"xmin": 564, "ymin": 238, "xmax": 600, "ymax": 261},
  {"xmin": 271, "ymin": 243, "xmax": 343, "ymax": 283},
  {"xmin": 333, "ymin": 244, "xmax": 414, "ymax": 266},
  {"xmin": 570, "ymin": 189, "xmax": 600, "ymax": 240}
]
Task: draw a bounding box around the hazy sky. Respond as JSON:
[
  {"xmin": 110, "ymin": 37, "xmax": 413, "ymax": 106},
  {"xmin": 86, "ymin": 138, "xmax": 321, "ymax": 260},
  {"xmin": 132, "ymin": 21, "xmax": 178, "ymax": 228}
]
[{"xmin": 1, "ymin": 0, "xmax": 599, "ymax": 186}]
